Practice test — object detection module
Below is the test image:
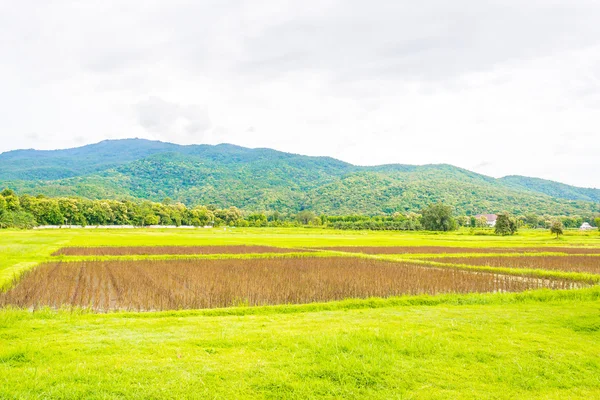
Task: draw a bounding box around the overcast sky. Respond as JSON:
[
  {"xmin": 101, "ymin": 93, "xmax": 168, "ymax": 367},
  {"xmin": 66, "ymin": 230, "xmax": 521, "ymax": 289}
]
[{"xmin": 1, "ymin": 1, "xmax": 599, "ymax": 188}]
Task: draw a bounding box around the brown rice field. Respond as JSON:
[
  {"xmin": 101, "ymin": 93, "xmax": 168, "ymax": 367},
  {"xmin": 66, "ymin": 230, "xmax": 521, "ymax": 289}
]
[
  {"xmin": 0, "ymin": 257, "xmax": 580, "ymax": 312},
  {"xmin": 317, "ymin": 246, "xmax": 600, "ymax": 254},
  {"xmin": 52, "ymin": 245, "xmax": 311, "ymax": 256},
  {"xmin": 420, "ymin": 255, "xmax": 600, "ymax": 274}
]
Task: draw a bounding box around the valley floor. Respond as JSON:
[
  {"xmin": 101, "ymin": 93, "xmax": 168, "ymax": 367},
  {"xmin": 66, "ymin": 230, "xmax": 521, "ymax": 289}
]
[{"xmin": 1, "ymin": 228, "xmax": 599, "ymax": 399}]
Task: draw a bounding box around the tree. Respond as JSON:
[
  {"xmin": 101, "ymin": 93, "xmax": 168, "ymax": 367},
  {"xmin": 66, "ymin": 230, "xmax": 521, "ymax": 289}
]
[
  {"xmin": 32, "ymin": 198, "xmax": 64, "ymax": 225},
  {"xmin": 3, "ymin": 193, "xmax": 20, "ymax": 211},
  {"xmin": 404, "ymin": 212, "xmax": 422, "ymax": 230},
  {"xmin": 495, "ymin": 212, "xmax": 517, "ymax": 236},
  {"xmin": 595, "ymin": 217, "xmax": 600, "ymax": 231},
  {"xmin": 144, "ymin": 214, "xmax": 160, "ymax": 226},
  {"xmin": 456, "ymin": 216, "xmax": 469, "ymax": 227},
  {"xmin": 475, "ymin": 216, "xmax": 489, "ymax": 228},
  {"xmin": 320, "ymin": 214, "xmax": 328, "ymax": 225},
  {"xmin": 191, "ymin": 206, "xmax": 214, "ymax": 226},
  {"xmin": 58, "ymin": 198, "xmax": 83, "ymax": 225},
  {"xmin": 0, "ymin": 196, "xmax": 6, "ymax": 213},
  {"xmin": 550, "ymin": 220, "xmax": 564, "ymax": 238},
  {"xmin": 247, "ymin": 213, "xmax": 267, "ymax": 227},
  {"xmin": 0, "ymin": 210, "xmax": 37, "ymax": 229},
  {"xmin": 268, "ymin": 211, "xmax": 281, "ymax": 222},
  {"xmin": 214, "ymin": 206, "xmax": 242, "ymax": 226},
  {"xmin": 296, "ymin": 210, "xmax": 316, "ymax": 225},
  {"xmin": 109, "ymin": 201, "xmax": 130, "ymax": 225},
  {"xmin": 524, "ymin": 213, "xmax": 540, "ymax": 228},
  {"xmin": 85, "ymin": 201, "xmax": 115, "ymax": 225},
  {"xmin": 470, "ymin": 216, "xmax": 477, "ymax": 228},
  {"xmin": 421, "ymin": 203, "xmax": 457, "ymax": 231}
]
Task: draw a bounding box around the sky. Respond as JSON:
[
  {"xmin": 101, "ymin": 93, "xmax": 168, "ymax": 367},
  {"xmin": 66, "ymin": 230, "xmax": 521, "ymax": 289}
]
[{"xmin": 1, "ymin": 1, "xmax": 599, "ymax": 188}]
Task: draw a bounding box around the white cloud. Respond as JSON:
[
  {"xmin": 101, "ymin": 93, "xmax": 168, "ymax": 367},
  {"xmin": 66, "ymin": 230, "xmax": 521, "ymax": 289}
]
[
  {"xmin": 135, "ymin": 97, "xmax": 211, "ymax": 142},
  {"xmin": 0, "ymin": 0, "xmax": 599, "ymax": 187}
]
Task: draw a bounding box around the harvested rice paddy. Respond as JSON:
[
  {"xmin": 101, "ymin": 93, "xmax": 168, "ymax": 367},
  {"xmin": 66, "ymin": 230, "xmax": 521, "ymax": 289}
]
[{"xmin": 419, "ymin": 255, "xmax": 600, "ymax": 275}]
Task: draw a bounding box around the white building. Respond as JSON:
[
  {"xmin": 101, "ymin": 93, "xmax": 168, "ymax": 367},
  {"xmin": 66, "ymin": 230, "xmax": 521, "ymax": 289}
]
[
  {"xmin": 580, "ymin": 222, "xmax": 594, "ymax": 230},
  {"xmin": 474, "ymin": 214, "xmax": 498, "ymax": 227}
]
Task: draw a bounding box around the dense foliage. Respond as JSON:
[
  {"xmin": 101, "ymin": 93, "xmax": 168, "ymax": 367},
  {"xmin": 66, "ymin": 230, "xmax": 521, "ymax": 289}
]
[
  {"xmin": 1, "ymin": 188, "xmax": 599, "ymax": 232},
  {"xmin": 421, "ymin": 203, "xmax": 458, "ymax": 232},
  {"xmin": 0, "ymin": 189, "xmax": 245, "ymax": 228},
  {"xmin": 1, "ymin": 139, "xmax": 599, "ymax": 217},
  {"xmin": 325, "ymin": 214, "xmax": 422, "ymax": 231},
  {"xmin": 495, "ymin": 213, "xmax": 518, "ymax": 236},
  {"xmin": 501, "ymin": 175, "xmax": 600, "ymax": 203}
]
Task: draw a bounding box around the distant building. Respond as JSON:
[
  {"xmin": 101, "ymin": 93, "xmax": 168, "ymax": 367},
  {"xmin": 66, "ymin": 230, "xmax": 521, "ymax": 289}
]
[
  {"xmin": 474, "ymin": 214, "xmax": 498, "ymax": 227},
  {"xmin": 580, "ymin": 222, "xmax": 594, "ymax": 230}
]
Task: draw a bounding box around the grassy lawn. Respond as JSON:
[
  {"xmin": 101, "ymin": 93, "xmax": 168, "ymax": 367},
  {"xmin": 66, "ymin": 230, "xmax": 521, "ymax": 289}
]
[
  {"xmin": 2, "ymin": 293, "xmax": 600, "ymax": 399},
  {"xmin": 1, "ymin": 228, "xmax": 600, "ymax": 399}
]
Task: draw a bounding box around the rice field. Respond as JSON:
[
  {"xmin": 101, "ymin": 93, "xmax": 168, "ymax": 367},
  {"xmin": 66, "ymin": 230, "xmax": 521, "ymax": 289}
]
[
  {"xmin": 318, "ymin": 246, "xmax": 600, "ymax": 254},
  {"xmin": 0, "ymin": 257, "xmax": 582, "ymax": 312},
  {"xmin": 421, "ymin": 255, "xmax": 600, "ymax": 274},
  {"xmin": 2, "ymin": 229, "xmax": 600, "ymax": 399},
  {"xmin": 52, "ymin": 245, "xmax": 310, "ymax": 256}
]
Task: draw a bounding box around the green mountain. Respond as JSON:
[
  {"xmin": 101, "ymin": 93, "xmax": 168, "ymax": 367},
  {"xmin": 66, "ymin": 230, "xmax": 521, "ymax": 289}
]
[
  {"xmin": 0, "ymin": 139, "xmax": 182, "ymax": 181},
  {"xmin": 500, "ymin": 176, "xmax": 600, "ymax": 203},
  {"xmin": 1, "ymin": 139, "xmax": 598, "ymax": 216}
]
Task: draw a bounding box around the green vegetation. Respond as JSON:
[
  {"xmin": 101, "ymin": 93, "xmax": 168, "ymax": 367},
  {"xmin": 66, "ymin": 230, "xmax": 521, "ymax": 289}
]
[
  {"xmin": 3, "ymin": 190, "xmax": 596, "ymax": 235},
  {"xmin": 495, "ymin": 212, "xmax": 518, "ymax": 236},
  {"xmin": 551, "ymin": 220, "xmax": 565, "ymax": 238},
  {"xmin": 1, "ymin": 228, "xmax": 600, "ymax": 398},
  {"xmin": 501, "ymin": 175, "xmax": 600, "ymax": 203},
  {"xmin": 5, "ymin": 190, "xmax": 595, "ymax": 232},
  {"xmin": 1, "ymin": 292, "xmax": 600, "ymax": 399},
  {"xmin": 2, "ymin": 139, "xmax": 599, "ymax": 216},
  {"xmin": 421, "ymin": 203, "xmax": 457, "ymax": 231}
]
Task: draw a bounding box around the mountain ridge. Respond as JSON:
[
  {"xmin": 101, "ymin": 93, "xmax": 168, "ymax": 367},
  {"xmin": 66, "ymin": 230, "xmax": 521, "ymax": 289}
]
[{"xmin": 1, "ymin": 139, "xmax": 598, "ymax": 216}]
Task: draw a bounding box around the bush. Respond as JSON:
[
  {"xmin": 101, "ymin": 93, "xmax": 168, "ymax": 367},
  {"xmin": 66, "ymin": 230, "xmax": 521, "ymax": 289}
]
[{"xmin": 0, "ymin": 211, "xmax": 38, "ymax": 229}]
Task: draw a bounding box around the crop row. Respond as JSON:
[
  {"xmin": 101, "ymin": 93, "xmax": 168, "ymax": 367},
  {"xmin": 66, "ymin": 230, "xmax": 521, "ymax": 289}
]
[
  {"xmin": 420, "ymin": 256, "xmax": 600, "ymax": 274},
  {"xmin": 0, "ymin": 257, "xmax": 582, "ymax": 312}
]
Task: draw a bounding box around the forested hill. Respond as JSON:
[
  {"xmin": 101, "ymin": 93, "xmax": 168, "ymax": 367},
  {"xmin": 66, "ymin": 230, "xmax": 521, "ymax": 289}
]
[
  {"xmin": 499, "ymin": 175, "xmax": 600, "ymax": 203},
  {"xmin": 1, "ymin": 139, "xmax": 599, "ymax": 216}
]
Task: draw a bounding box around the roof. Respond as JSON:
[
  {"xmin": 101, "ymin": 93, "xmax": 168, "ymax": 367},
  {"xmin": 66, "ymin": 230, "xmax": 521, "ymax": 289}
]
[{"xmin": 474, "ymin": 214, "xmax": 498, "ymax": 222}]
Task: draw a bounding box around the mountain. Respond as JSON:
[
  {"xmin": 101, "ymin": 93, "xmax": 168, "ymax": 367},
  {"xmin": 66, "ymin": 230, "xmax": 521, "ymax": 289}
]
[
  {"xmin": 1, "ymin": 139, "xmax": 598, "ymax": 216},
  {"xmin": 500, "ymin": 176, "xmax": 600, "ymax": 203},
  {"xmin": 0, "ymin": 139, "xmax": 183, "ymax": 181}
]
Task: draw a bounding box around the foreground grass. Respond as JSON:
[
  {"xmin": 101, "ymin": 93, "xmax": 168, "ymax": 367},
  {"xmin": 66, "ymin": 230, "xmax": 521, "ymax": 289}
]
[{"xmin": 1, "ymin": 289, "xmax": 600, "ymax": 399}]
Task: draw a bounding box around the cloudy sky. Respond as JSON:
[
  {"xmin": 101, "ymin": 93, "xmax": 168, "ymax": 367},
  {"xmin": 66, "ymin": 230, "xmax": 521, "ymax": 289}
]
[{"xmin": 1, "ymin": 1, "xmax": 599, "ymax": 187}]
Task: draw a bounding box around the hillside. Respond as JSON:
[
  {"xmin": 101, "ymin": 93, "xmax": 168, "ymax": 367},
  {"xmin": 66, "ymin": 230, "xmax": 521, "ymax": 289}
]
[
  {"xmin": 0, "ymin": 139, "xmax": 183, "ymax": 181},
  {"xmin": 500, "ymin": 176, "xmax": 600, "ymax": 203},
  {"xmin": 1, "ymin": 139, "xmax": 599, "ymax": 216}
]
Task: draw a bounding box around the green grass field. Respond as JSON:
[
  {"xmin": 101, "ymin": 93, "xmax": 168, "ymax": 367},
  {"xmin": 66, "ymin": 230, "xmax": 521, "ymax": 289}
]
[{"xmin": 1, "ymin": 228, "xmax": 600, "ymax": 399}]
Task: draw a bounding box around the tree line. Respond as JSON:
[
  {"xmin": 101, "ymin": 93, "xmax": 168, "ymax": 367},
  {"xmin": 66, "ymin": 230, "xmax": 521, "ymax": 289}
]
[
  {"xmin": 0, "ymin": 190, "xmax": 244, "ymax": 229},
  {"xmin": 0, "ymin": 189, "xmax": 598, "ymax": 233}
]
